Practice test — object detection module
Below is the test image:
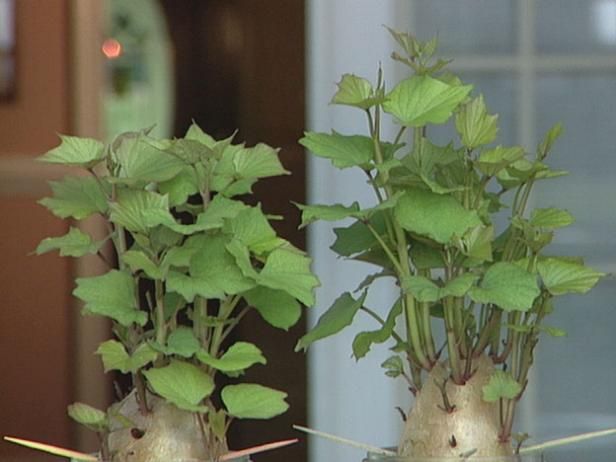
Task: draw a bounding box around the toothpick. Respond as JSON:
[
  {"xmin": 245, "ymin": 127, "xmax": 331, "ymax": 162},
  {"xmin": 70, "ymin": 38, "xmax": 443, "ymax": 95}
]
[
  {"xmin": 221, "ymin": 438, "xmax": 298, "ymax": 461},
  {"xmin": 4, "ymin": 436, "xmax": 98, "ymax": 461},
  {"xmin": 520, "ymin": 428, "xmax": 616, "ymax": 454},
  {"xmin": 293, "ymin": 424, "xmax": 397, "ymax": 456}
]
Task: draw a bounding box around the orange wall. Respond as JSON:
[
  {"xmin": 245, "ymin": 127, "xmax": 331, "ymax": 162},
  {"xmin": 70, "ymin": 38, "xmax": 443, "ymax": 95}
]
[
  {"xmin": 0, "ymin": 1, "xmax": 73, "ymax": 460},
  {"xmin": 0, "ymin": 0, "xmax": 70, "ymax": 155}
]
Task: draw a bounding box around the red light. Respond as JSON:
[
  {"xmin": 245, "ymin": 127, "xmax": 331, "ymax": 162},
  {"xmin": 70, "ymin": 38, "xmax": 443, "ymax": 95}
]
[{"xmin": 102, "ymin": 39, "xmax": 122, "ymax": 59}]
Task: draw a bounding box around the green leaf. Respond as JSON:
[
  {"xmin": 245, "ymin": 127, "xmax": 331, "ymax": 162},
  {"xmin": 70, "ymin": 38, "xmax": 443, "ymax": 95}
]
[
  {"xmin": 538, "ymin": 122, "xmax": 564, "ymax": 158},
  {"xmin": 455, "ymin": 94, "xmax": 499, "ymax": 149},
  {"xmin": 299, "ymin": 131, "xmax": 373, "ymax": 169},
  {"xmin": 296, "ymin": 202, "xmax": 361, "ymax": 228},
  {"xmin": 143, "ymin": 360, "xmax": 213, "ymax": 412},
  {"xmin": 166, "ymin": 327, "xmax": 200, "ymax": 358},
  {"xmin": 402, "ymin": 273, "xmax": 478, "ymax": 302},
  {"xmin": 190, "ymin": 234, "xmax": 256, "ymax": 295},
  {"xmin": 74, "ymin": 270, "xmax": 147, "ymax": 326},
  {"xmin": 295, "ymin": 291, "xmax": 367, "ymax": 351},
  {"xmin": 224, "ymin": 206, "xmax": 280, "ymax": 253},
  {"xmin": 166, "ymin": 271, "xmax": 224, "ymax": 302},
  {"xmin": 259, "ymin": 249, "xmax": 320, "ymax": 306},
  {"xmin": 158, "ymin": 166, "xmax": 199, "ymax": 207},
  {"xmin": 381, "ymin": 355, "xmax": 404, "ymax": 378},
  {"xmin": 109, "ymin": 189, "xmax": 172, "ymax": 234},
  {"xmin": 353, "ymin": 300, "xmax": 402, "ymax": 359},
  {"xmin": 476, "ymin": 146, "xmax": 525, "ymax": 176},
  {"xmin": 454, "ymin": 225, "xmax": 494, "ymax": 263},
  {"xmin": 410, "ymin": 241, "xmax": 446, "ymax": 269},
  {"xmin": 469, "ymin": 262, "xmax": 540, "ymax": 312},
  {"xmin": 67, "ymin": 402, "xmax": 107, "ymax": 429},
  {"xmin": 331, "ymin": 74, "xmax": 382, "ymax": 109},
  {"xmin": 537, "ymin": 258, "xmax": 604, "ymax": 295},
  {"xmin": 221, "ymin": 384, "xmax": 288, "ymax": 419},
  {"xmin": 39, "ymin": 135, "xmax": 104, "ymax": 166},
  {"xmin": 197, "ymin": 342, "xmax": 266, "ymax": 372},
  {"xmin": 36, "ymin": 227, "xmax": 103, "ymax": 257},
  {"xmin": 482, "ymin": 370, "xmax": 522, "ymax": 402},
  {"xmin": 230, "ymin": 143, "xmax": 289, "ymax": 179},
  {"xmin": 383, "ymin": 75, "xmax": 472, "ymax": 127},
  {"xmin": 331, "ymin": 214, "xmax": 387, "ymax": 257},
  {"xmin": 122, "ymin": 250, "xmax": 163, "ymax": 279},
  {"xmin": 185, "ymin": 122, "xmax": 217, "ymax": 148},
  {"xmin": 530, "ymin": 208, "xmax": 574, "ymax": 229},
  {"xmin": 198, "ymin": 195, "xmax": 249, "ymax": 231},
  {"xmin": 112, "ymin": 135, "xmax": 185, "ymax": 184},
  {"xmin": 394, "ymin": 188, "xmax": 481, "ymax": 244},
  {"xmin": 96, "ymin": 340, "xmax": 158, "ymax": 373},
  {"xmin": 225, "ymin": 239, "xmax": 259, "ymax": 280},
  {"xmin": 39, "ymin": 176, "xmax": 108, "ymax": 220},
  {"xmin": 244, "ymin": 286, "xmax": 301, "ymax": 330}
]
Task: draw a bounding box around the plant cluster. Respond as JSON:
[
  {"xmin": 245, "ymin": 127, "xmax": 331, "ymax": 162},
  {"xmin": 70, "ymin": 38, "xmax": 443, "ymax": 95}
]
[
  {"xmin": 296, "ymin": 29, "xmax": 603, "ymax": 446},
  {"xmin": 36, "ymin": 124, "xmax": 319, "ymax": 461}
]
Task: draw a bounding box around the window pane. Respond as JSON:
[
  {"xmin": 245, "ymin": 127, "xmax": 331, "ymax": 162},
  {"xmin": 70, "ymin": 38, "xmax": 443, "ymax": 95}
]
[
  {"xmin": 537, "ymin": 0, "xmax": 616, "ymax": 53},
  {"xmin": 413, "ymin": 0, "xmax": 515, "ymax": 54},
  {"xmin": 534, "ymin": 75, "xmax": 616, "ymax": 255},
  {"xmin": 531, "ymin": 75, "xmax": 616, "ymax": 461}
]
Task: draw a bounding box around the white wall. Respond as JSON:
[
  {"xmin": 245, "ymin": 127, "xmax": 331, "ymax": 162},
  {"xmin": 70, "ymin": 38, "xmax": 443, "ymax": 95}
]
[{"xmin": 305, "ymin": 2, "xmax": 417, "ymax": 461}]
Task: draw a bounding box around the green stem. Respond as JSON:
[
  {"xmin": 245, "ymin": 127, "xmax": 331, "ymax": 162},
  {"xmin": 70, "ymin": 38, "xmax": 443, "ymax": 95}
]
[
  {"xmin": 366, "ymin": 223, "xmax": 404, "ymax": 274},
  {"xmin": 155, "ymin": 279, "xmax": 166, "ymax": 346},
  {"xmin": 443, "ymin": 296, "xmax": 463, "ymax": 383}
]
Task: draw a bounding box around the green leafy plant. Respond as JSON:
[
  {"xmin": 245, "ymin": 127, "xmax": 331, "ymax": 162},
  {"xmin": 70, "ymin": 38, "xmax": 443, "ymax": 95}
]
[
  {"xmin": 31, "ymin": 125, "xmax": 319, "ymax": 462},
  {"xmin": 296, "ymin": 29, "xmax": 603, "ymax": 458}
]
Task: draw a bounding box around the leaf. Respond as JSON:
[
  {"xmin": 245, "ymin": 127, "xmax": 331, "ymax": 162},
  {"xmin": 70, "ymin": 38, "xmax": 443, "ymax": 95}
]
[
  {"xmin": 455, "ymin": 94, "xmax": 499, "ymax": 149},
  {"xmin": 482, "ymin": 370, "xmax": 522, "ymax": 402},
  {"xmin": 230, "ymin": 143, "xmax": 289, "ymax": 179},
  {"xmin": 185, "ymin": 122, "xmax": 217, "ymax": 148},
  {"xmin": 259, "ymin": 249, "xmax": 320, "ymax": 306},
  {"xmin": 383, "ymin": 75, "xmax": 472, "ymax": 127},
  {"xmin": 112, "ymin": 136, "xmax": 185, "ymax": 184},
  {"xmin": 299, "ymin": 131, "xmax": 373, "ymax": 169},
  {"xmin": 3, "ymin": 437, "xmax": 98, "ymax": 462},
  {"xmin": 331, "ymin": 74, "xmax": 382, "ymax": 109},
  {"xmin": 122, "ymin": 250, "xmax": 163, "ymax": 279},
  {"xmin": 353, "ymin": 300, "xmax": 402, "ymax": 359},
  {"xmin": 39, "ymin": 135, "xmax": 104, "ymax": 166},
  {"xmin": 469, "ymin": 262, "xmax": 540, "ymax": 312},
  {"xmin": 198, "ymin": 195, "xmax": 249, "ymax": 231},
  {"xmin": 394, "ymin": 188, "xmax": 482, "ymax": 244},
  {"xmin": 74, "ymin": 270, "xmax": 147, "ymax": 326},
  {"xmin": 296, "ymin": 202, "xmax": 361, "ymax": 228},
  {"xmin": 476, "ymin": 146, "xmax": 525, "ymax": 176},
  {"xmin": 197, "ymin": 342, "xmax": 266, "ymax": 372},
  {"xmin": 537, "ymin": 258, "xmax": 604, "ymax": 295},
  {"xmin": 39, "ymin": 176, "xmax": 108, "ymax": 220},
  {"xmin": 295, "ymin": 292, "xmax": 367, "ymax": 351},
  {"xmin": 166, "ymin": 327, "xmax": 200, "ymax": 358},
  {"xmin": 538, "ymin": 122, "xmax": 564, "ymax": 158},
  {"xmin": 331, "ymin": 212, "xmax": 388, "ymax": 257},
  {"xmin": 36, "ymin": 227, "xmax": 103, "ymax": 257},
  {"xmin": 143, "ymin": 360, "xmax": 213, "ymax": 412},
  {"xmin": 381, "ymin": 355, "xmax": 404, "ymax": 378},
  {"xmin": 67, "ymin": 402, "xmax": 107, "ymax": 429},
  {"xmin": 530, "ymin": 208, "xmax": 574, "ymax": 229},
  {"xmin": 410, "ymin": 241, "xmax": 446, "ymax": 269},
  {"xmin": 222, "ymin": 384, "xmax": 288, "ymax": 419},
  {"xmin": 402, "ymin": 273, "xmax": 478, "ymax": 302},
  {"xmin": 96, "ymin": 340, "xmax": 158, "ymax": 373},
  {"xmin": 223, "ymin": 206, "xmax": 280, "ymax": 253},
  {"xmin": 244, "ymin": 286, "xmax": 301, "ymax": 330},
  {"xmin": 109, "ymin": 189, "xmax": 172, "ymax": 234},
  {"xmin": 158, "ymin": 166, "xmax": 199, "ymax": 206},
  {"xmin": 189, "ymin": 234, "xmax": 256, "ymax": 295},
  {"xmin": 166, "ymin": 271, "xmax": 225, "ymax": 303}
]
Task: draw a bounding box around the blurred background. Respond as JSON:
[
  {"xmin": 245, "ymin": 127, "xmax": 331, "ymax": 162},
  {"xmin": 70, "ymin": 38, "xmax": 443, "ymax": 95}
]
[{"xmin": 1, "ymin": 1, "xmax": 615, "ymax": 462}]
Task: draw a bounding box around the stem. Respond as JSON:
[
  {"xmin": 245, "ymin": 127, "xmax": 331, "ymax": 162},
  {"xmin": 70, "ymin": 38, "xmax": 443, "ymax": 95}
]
[
  {"xmin": 365, "ymin": 223, "xmax": 404, "ymax": 274},
  {"xmin": 154, "ymin": 279, "xmax": 166, "ymax": 346}
]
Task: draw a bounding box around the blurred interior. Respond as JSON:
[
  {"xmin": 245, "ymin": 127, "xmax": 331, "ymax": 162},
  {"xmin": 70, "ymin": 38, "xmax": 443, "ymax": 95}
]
[{"xmin": 1, "ymin": 1, "xmax": 615, "ymax": 462}]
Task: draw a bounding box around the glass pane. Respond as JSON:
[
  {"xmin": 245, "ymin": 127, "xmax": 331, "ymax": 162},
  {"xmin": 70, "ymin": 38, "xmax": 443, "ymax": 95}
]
[
  {"xmin": 534, "ymin": 75, "xmax": 616, "ymax": 256},
  {"xmin": 537, "ymin": 0, "xmax": 616, "ymax": 53},
  {"xmin": 413, "ymin": 0, "xmax": 515, "ymax": 54},
  {"xmin": 426, "ymin": 73, "xmax": 516, "ymax": 147},
  {"xmin": 530, "ymin": 75, "xmax": 616, "ymax": 461}
]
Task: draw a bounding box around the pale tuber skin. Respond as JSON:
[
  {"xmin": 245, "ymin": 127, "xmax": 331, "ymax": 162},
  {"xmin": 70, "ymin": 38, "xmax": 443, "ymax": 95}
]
[
  {"xmin": 107, "ymin": 391, "xmax": 225, "ymax": 462},
  {"xmin": 399, "ymin": 356, "xmax": 513, "ymax": 458}
]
